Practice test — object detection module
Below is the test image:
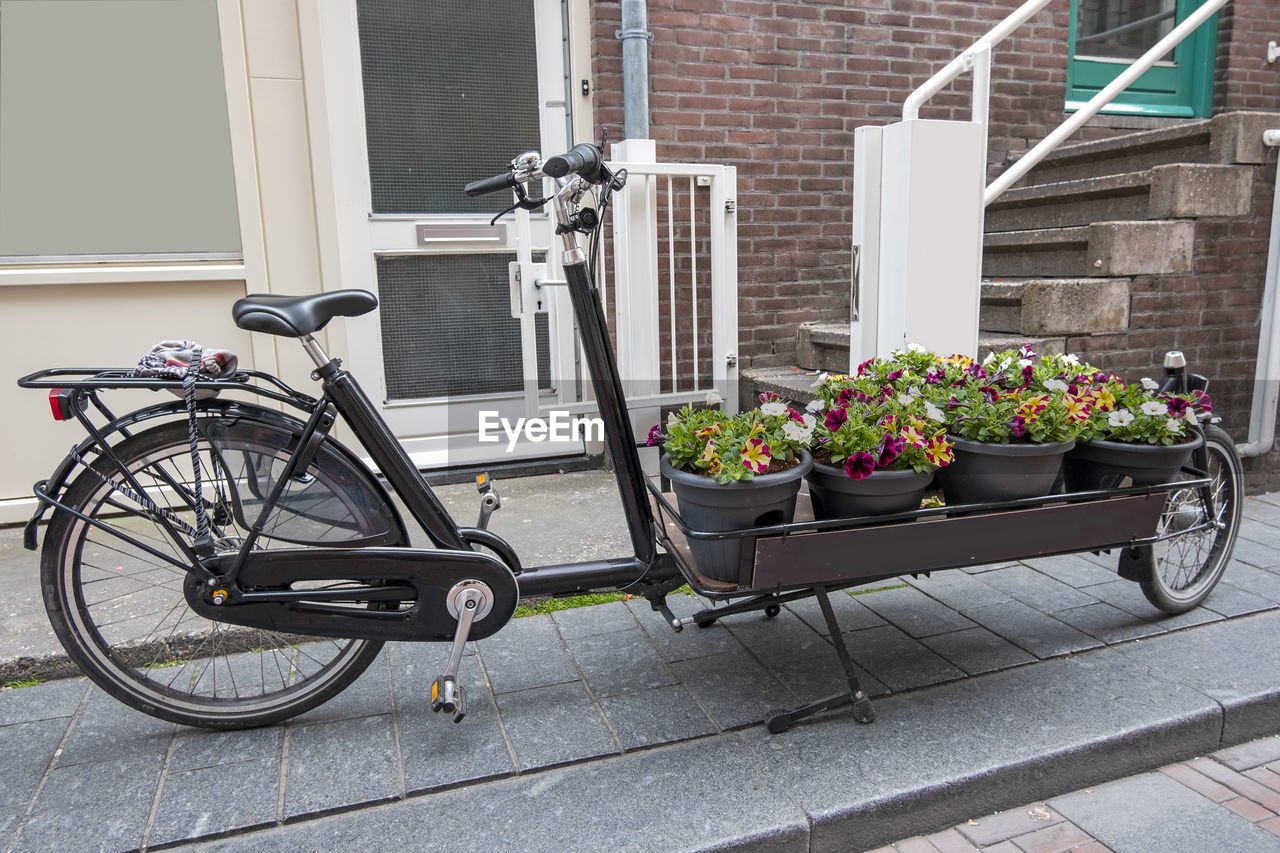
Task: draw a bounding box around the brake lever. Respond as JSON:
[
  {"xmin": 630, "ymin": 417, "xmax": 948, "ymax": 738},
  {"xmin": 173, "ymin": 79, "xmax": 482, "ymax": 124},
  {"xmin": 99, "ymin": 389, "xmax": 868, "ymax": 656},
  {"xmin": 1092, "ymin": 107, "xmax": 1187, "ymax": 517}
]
[{"xmin": 488, "ymin": 181, "xmax": 548, "ymax": 226}]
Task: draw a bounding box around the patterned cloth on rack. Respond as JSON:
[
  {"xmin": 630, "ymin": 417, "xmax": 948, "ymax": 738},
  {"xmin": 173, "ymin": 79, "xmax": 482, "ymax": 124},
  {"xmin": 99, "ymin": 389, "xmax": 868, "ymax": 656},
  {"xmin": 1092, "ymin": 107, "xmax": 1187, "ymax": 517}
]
[{"xmin": 135, "ymin": 340, "xmax": 238, "ymax": 380}]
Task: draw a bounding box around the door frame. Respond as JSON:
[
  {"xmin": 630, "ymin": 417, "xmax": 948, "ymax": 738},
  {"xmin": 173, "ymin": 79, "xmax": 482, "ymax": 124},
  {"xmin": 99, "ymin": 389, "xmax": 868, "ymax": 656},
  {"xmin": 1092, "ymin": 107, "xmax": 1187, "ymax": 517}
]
[
  {"xmin": 298, "ymin": 0, "xmax": 592, "ymax": 468},
  {"xmin": 1066, "ymin": 0, "xmax": 1219, "ymax": 118}
]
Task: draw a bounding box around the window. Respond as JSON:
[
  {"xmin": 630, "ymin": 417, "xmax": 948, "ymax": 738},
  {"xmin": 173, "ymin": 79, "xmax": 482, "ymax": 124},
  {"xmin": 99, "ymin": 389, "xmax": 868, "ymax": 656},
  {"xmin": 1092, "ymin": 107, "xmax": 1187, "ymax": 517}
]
[
  {"xmin": 0, "ymin": 0, "xmax": 239, "ymax": 260},
  {"xmin": 1067, "ymin": 0, "xmax": 1218, "ymax": 118}
]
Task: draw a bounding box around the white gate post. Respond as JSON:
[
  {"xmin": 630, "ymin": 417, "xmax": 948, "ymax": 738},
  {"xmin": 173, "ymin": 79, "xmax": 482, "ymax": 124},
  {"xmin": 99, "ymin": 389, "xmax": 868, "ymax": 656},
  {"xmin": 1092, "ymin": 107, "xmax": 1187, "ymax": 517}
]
[
  {"xmin": 609, "ymin": 138, "xmax": 662, "ymax": 465},
  {"xmin": 875, "ymin": 119, "xmax": 985, "ymax": 358}
]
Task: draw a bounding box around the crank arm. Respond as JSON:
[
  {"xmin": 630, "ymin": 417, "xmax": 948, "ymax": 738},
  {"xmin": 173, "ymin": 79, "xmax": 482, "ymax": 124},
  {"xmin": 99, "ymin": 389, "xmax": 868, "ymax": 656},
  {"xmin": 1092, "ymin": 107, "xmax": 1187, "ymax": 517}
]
[{"xmin": 431, "ymin": 580, "xmax": 494, "ymax": 723}]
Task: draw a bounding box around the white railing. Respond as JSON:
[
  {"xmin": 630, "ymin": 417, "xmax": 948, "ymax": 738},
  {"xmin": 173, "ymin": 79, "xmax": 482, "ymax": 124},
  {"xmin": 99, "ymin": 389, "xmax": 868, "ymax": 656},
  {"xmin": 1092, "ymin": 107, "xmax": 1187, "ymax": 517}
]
[
  {"xmin": 855, "ymin": 0, "xmax": 1231, "ymax": 363},
  {"xmin": 898, "ymin": 0, "xmax": 1231, "ymax": 205},
  {"xmin": 605, "ymin": 140, "xmax": 739, "ymax": 415}
]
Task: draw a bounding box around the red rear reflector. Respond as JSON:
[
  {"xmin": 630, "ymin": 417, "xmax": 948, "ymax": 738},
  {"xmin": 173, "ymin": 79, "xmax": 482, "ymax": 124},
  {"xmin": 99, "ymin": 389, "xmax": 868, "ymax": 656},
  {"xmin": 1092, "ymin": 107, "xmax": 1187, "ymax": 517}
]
[{"xmin": 48, "ymin": 389, "xmax": 72, "ymax": 421}]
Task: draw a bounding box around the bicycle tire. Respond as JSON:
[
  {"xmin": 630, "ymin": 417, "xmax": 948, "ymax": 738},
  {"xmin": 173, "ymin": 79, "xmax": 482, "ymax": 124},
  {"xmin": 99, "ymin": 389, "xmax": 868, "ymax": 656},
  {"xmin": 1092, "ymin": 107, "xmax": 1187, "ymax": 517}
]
[
  {"xmin": 1136, "ymin": 424, "xmax": 1243, "ymax": 614},
  {"xmin": 42, "ymin": 414, "xmax": 401, "ymax": 729}
]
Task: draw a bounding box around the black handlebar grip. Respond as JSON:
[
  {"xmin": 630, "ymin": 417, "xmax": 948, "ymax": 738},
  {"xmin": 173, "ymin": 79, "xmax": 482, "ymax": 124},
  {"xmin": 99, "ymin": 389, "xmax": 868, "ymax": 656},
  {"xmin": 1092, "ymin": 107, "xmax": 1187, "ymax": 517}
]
[
  {"xmin": 464, "ymin": 172, "xmax": 518, "ymax": 197},
  {"xmin": 543, "ymin": 143, "xmax": 605, "ymax": 183}
]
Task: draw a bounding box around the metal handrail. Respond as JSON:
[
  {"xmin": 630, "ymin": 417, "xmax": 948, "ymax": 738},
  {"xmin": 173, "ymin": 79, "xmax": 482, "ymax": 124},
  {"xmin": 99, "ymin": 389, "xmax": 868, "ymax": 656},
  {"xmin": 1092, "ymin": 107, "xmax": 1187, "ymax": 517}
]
[
  {"xmin": 986, "ymin": 0, "xmax": 1229, "ymax": 204},
  {"xmin": 903, "ymin": 0, "xmax": 1054, "ymax": 121},
  {"xmin": 899, "ymin": 0, "xmax": 1230, "ymax": 206}
]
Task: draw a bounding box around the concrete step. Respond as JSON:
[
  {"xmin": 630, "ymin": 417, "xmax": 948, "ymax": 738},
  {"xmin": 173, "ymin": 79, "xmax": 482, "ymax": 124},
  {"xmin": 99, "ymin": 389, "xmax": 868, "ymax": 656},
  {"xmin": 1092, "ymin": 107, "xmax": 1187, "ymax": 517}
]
[
  {"xmin": 1010, "ymin": 111, "xmax": 1279, "ymax": 186},
  {"xmin": 739, "ymin": 364, "xmax": 822, "ymax": 411},
  {"xmin": 1014, "ymin": 117, "xmax": 1213, "ymax": 185},
  {"xmin": 983, "ymin": 220, "xmax": 1194, "ymax": 278},
  {"xmin": 977, "ymin": 332, "xmax": 1066, "ymax": 358},
  {"xmin": 986, "ymin": 172, "xmax": 1151, "ymax": 233},
  {"xmin": 980, "ymin": 278, "xmax": 1130, "ymax": 336},
  {"xmin": 986, "ymin": 164, "xmax": 1254, "ymax": 233},
  {"xmin": 795, "ymin": 321, "xmax": 852, "ymax": 372}
]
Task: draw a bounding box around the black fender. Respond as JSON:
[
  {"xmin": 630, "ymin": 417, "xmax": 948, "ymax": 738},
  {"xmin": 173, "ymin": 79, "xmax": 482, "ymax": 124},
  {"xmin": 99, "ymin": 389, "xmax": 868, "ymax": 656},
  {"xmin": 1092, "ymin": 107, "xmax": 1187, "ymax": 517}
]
[{"xmin": 24, "ymin": 399, "xmax": 409, "ymax": 551}]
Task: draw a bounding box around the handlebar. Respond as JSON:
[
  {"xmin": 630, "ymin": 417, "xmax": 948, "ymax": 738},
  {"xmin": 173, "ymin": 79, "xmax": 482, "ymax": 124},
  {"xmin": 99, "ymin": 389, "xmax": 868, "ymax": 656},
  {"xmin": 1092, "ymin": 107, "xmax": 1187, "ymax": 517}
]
[
  {"xmin": 463, "ymin": 172, "xmax": 519, "ymax": 198},
  {"xmin": 463, "ymin": 143, "xmax": 607, "ymax": 197},
  {"xmin": 543, "ymin": 143, "xmax": 605, "ymax": 183}
]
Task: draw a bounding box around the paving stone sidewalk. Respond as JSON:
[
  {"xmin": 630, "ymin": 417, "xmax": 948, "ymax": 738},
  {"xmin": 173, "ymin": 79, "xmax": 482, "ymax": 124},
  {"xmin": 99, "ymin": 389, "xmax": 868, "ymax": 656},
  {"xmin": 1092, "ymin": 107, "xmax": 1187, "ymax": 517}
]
[
  {"xmin": 2, "ymin": 491, "xmax": 1280, "ymax": 851},
  {"xmin": 877, "ymin": 734, "xmax": 1280, "ymax": 852}
]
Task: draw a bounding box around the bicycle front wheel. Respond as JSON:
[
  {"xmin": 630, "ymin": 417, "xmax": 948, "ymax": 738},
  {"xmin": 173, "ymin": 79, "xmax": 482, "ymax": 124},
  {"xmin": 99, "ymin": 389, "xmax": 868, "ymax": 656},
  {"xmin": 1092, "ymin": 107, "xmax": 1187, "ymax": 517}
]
[
  {"xmin": 41, "ymin": 415, "xmax": 399, "ymax": 729},
  {"xmin": 1137, "ymin": 424, "xmax": 1243, "ymax": 614}
]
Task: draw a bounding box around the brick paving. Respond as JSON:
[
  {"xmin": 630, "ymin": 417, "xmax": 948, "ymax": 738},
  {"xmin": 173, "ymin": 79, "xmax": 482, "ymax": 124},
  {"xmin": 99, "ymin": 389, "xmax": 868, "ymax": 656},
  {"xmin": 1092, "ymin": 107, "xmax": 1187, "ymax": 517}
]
[{"xmin": 876, "ymin": 735, "xmax": 1280, "ymax": 852}]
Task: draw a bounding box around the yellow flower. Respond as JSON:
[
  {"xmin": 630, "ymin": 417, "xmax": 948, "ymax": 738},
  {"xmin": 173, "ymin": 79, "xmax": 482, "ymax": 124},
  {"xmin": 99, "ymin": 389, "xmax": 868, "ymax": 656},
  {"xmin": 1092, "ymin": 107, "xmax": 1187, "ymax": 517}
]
[{"xmin": 741, "ymin": 438, "xmax": 772, "ymax": 474}]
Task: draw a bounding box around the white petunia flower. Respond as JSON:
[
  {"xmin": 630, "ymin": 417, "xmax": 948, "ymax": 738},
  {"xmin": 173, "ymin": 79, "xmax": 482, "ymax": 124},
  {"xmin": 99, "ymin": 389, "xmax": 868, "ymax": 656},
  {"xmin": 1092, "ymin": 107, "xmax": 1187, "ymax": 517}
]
[
  {"xmin": 1062, "ymin": 354, "xmax": 1080, "ymax": 366},
  {"xmin": 1044, "ymin": 378, "xmax": 1069, "ymax": 393},
  {"xmin": 812, "ymin": 372, "xmax": 829, "ymax": 388},
  {"xmin": 668, "ymin": 412, "xmax": 678, "ymax": 426},
  {"xmin": 1018, "ymin": 358, "xmax": 1033, "ymax": 369},
  {"xmin": 924, "ymin": 401, "xmax": 945, "ymax": 422},
  {"xmin": 802, "ymin": 413, "xmax": 817, "ymax": 430},
  {"xmin": 805, "ymin": 398, "xmax": 825, "ymax": 413},
  {"xmin": 999, "ymin": 357, "xmax": 1013, "ymax": 371},
  {"xmin": 760, "ymin": 401, "xmax": 788, "ymax": 417},
  {"xmin": 1166, "ymin": 418, "xmax": 1183, "ymax": 433},
  {"xmin": 1141, "ymin": 377, "xmax": 1159, "ymax": 391},
  {"xmin": 1141, "ymin": 401, "xmax": 1167, "ymax": 416},
  {"xmin": 897, "ymin": 394, "xmax": 914, "ymax": 407},
  {"xmin": 1184, "ymin": 409, "xmax": 1199, "ymax": 425},
  {"xmin": 983, "ymin": 351, "xmax": 997, "ymax": 365},
  {"xmin": 1108, "ymin": 409, "xmax": 1135, "ymax": 427},
  {"xmin": 705, "ymin": 389, "xmax": 725, "ymax": 405},
  {"xmin": 782, "ymin": 421, "xmax": 812, "ymax": 442},
  {"xmin": 907, "ymin": 342, "xmax": 927, "ymax": 353}
]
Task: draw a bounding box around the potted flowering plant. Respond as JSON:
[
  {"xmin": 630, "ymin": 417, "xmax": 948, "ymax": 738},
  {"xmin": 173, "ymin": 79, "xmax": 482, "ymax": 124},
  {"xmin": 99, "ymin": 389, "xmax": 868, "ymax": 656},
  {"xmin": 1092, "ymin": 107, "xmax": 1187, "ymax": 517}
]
[
  {"xmin": 807, "ymin": 361, "xmax": 954, "ymax": 517},
  {"xmin": 649, "ymin": 395, "xmax": 814, "ymax": 583},
  {"xmin": 1063, "ymin": 375, "xmax": 1210, "ymax": 491},
  {"xmin": 926, "ymin": 345, "xmax": 1093, "ymax": 504}
]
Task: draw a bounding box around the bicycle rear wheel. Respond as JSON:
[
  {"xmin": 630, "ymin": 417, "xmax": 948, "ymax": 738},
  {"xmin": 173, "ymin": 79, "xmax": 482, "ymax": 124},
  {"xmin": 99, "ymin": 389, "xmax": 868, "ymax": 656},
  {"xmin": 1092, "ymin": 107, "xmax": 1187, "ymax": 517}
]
[{"xmin": 41, "ymin": 414, "xmax": 402, "ymax": 728}]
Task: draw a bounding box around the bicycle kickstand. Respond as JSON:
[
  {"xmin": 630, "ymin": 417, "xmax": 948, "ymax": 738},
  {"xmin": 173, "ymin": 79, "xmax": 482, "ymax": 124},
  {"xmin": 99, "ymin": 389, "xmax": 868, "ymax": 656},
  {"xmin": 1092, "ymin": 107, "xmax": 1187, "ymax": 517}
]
[{"xmin": 430, "ymin": 580, "xmax": 494, "ymax": 723}]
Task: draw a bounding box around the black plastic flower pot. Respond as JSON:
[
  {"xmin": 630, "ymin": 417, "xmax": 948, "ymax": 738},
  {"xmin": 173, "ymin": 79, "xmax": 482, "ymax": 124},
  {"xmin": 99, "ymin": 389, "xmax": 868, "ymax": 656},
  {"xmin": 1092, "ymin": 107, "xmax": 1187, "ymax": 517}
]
[
  {"xmin": 939, "ymin": 436, "xmax": 1074, "ymax": 505},
  {"xmin": 806, "ymin": 462, "xmax": 933, "ymax": 520},
  {"xmin": 1062, "ymin": 432, "xmax": 1203, "ymax": 492},
  {"xmin": 660, "ymin": 451, "xmax": 812, "ymax": 584}
]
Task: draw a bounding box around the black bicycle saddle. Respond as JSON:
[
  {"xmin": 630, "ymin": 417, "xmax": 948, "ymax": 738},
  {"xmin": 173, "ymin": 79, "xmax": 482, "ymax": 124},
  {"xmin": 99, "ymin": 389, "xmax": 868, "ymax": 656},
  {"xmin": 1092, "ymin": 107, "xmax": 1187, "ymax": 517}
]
[{"xmin": 232, "ymin": 290, "xmax": 378, "ymax": 337}]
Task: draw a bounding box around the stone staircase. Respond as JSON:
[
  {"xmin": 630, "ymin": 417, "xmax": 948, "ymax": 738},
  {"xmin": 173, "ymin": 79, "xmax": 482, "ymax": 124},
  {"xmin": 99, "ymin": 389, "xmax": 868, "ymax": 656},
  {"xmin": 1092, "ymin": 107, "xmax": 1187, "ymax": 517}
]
[{"xmin": 742, "ymin": 111, "xmax": 1278, "ymax": 409}]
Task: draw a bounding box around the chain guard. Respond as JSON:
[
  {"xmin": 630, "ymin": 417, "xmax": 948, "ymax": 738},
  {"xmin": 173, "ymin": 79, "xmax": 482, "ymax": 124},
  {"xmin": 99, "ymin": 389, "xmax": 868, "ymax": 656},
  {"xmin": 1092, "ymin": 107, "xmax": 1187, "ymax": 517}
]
[{"xmin": 185, "ymin": 547, "xmax": 518, "ymax": 643}]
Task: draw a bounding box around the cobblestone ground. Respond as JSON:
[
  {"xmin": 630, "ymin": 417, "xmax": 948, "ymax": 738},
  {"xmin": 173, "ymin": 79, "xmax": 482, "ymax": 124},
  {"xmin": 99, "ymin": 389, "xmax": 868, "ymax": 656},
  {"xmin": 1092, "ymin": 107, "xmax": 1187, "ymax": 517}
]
[{"xmin": 874, "ymin": 734, "xmax": 1280, "ymax": 852}]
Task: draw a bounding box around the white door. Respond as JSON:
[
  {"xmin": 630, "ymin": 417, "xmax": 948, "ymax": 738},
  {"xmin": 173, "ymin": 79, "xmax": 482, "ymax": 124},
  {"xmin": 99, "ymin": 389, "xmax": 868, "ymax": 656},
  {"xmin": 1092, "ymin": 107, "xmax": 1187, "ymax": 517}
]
[{"xmin": 319, "ymin": 0, "xmax": 580, "ymax": 469}]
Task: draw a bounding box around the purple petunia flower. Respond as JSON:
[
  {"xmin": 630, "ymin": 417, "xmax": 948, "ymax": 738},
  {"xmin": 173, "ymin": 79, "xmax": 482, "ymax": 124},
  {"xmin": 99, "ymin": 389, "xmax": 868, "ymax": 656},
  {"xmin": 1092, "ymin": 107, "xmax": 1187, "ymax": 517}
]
[
  {"xmin": 824, "ymin": 406, "xmax": 849, "ymax": 431},
  {"xmin": 878, "ymin": 435, "xmax": 904, "ymax": 468},
  {"xmin": 646, "ymin": 425, "xmax": 664, "ymax": 446},
  {"xmin": 837, "ymin": 388, "xmax": 854, "ymax": 406},
  {"xmin": 844, "ymin": 451, "xmax": 875, "ymax": 480},
  {"xmin": 1009, "ymin": 416, "xmax": 1028, "ymax": 439},
  {"xmin": 758, "ymin": 391, "xmax": 781, "ymax": 403},
  {"xmin": 1165, "ymin": 396, "xmax": 1191, "ymax": 417}
]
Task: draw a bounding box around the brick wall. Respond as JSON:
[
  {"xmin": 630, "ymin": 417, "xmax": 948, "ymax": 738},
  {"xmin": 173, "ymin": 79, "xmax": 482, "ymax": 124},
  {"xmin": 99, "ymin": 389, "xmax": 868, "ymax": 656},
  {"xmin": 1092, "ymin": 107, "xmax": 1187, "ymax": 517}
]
[
  {"xmin": 589, "ymin": 0, "xmax": 1280, "ymax": 488},
  {"xmin": 591, "ymin": 0, "xmax": 1079, "ymax": 369},
  {"xmin": 1217, "ymin": 0, "xmax": 1280, "ymax": 112}
]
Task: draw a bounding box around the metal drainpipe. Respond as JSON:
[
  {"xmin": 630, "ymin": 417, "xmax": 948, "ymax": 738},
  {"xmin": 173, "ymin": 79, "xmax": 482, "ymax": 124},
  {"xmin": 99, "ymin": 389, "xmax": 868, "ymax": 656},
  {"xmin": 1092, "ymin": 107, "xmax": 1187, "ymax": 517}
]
[
  {"xmin": 618, "ymin": 0, "xmax": 652, "ymax": 140},
  {"xmin": 1237, "ymin": 128, "xmax": 1280, "ymax": 458}
]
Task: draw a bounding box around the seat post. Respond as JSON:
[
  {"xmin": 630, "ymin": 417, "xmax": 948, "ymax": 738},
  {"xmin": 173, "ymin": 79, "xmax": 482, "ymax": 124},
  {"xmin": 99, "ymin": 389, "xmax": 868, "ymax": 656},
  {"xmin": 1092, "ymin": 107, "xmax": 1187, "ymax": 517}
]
[{"xmin": 300, "ymin": 334, "xmax": 331, "ymax": 370}]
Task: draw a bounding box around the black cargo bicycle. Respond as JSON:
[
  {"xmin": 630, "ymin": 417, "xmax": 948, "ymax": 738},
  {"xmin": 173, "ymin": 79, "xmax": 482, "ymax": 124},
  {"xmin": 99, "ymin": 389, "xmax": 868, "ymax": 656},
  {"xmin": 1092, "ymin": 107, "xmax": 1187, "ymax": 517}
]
[{"xmin": 18, "ymin": 144, "xmax": 1243, "ymax": 733}]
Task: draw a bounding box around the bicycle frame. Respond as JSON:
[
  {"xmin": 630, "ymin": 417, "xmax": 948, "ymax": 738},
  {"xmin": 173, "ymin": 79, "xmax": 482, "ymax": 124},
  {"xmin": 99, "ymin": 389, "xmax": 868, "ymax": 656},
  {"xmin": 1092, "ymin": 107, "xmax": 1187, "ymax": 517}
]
[{"xmin": 297, "ymin": 175, "xmax": 670, "ymax": 595}]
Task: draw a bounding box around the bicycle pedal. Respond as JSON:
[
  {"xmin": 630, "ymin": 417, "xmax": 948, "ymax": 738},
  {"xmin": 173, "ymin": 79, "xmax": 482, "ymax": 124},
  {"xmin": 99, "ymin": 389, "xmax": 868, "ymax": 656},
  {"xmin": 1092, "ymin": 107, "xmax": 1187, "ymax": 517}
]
[
  {"xmin": 429, "ymin": 675, "xmax": 467, "ymax": 723},
  {"xmin": 475, "ymin": 474, "xmax": 501, "ymax": 530},
  {"xmin": 430, "ymin": 674, "xmax": 454, "ymax": 713}
]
